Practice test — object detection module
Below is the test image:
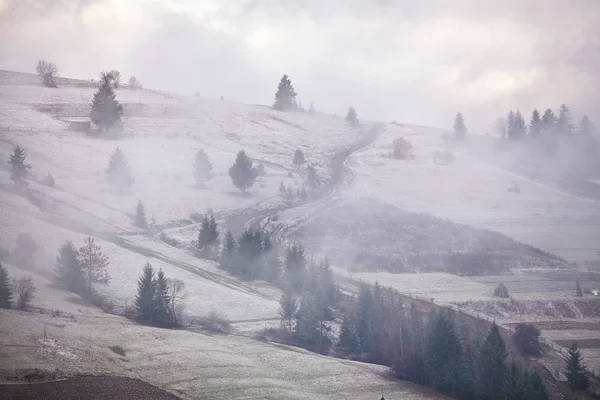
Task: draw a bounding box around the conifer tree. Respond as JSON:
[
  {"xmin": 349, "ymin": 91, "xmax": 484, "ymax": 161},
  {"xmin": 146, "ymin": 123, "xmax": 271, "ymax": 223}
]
[
  {"xmin": 345, "ymin": 107, "xmax": 359, "ymax": 126},
  {"xmin": 256, "ymin": 163, "xmax": 266, "ymax": 181},
  {"xmin": 135, "ymin": 262, "xmax": 155, "ymax": 321},
  {"xmin": 134, "ymin": 200, "xmax": 148, "ymax": 229},
  {"xmin": 504, "ymin": 361, "xmax": 526, "ymax": 400},
  {"xmin": 0, "ymin": 263, "xmax": 13, "ymax": 309},
  {"xmin": 541, "ymin": 108, "xmax": 556, "ymax": 135},
  {"xmin": 565, "ymin": 342, "xmax": 590, "ymax": 390},
  {"xmin": 556, "ymin": 104, "xmax": 574, "ymax": 135},
  {"xmin": 193, "ymin": 149, "xmax": 214, "ymax": 187},
  {"xmin": 279, "ymin": 287, "xmax": 298, "ymax": 332},
  {"xmin": 293, "ymin": 149, "xmax": 306, "ymax": 168},
  {"xmin": 153, "ymin": 269, "xmax": 171, "ymax": 326},
  {"xmin": 219, "ymin": 230, "xmax": 236, "ymax": 270},
  {"xmin": 53, "ymin": 241, "xmax": 84, "ymax": 294},
  {"xmin": 579, "ymin": 115, "xmax": 594, "ymax": 136},
  {"xmin": 453, "ymin": 112, "xmax": 467, "ymax": 140},
  {"xmin": 337, "ymin": 308, "xmax": 359, "ymax": 353},
  {"xmin": 513, "ymin": 111, "xmax": 526, "ymax": 140},
  {"xmin": 356, "ymin": 284, "xmax": 374, "ymax": 353},
  {"xmin": 575, "ymin": 280, "xmax": 583, "ymax": 297},
  {"xmin": 273, "ymin": 74, "xmax": 297, "ymax": 111},
  {"xmin": 260, "ymin": 235, "xmax": 280, "ymax": 282},
  {"xmin": 506, "ymin": 110, "xmax": 516, "ymax": 139},
  {"xmin": 8, "ymin": 146, "xmax": 32, "ymax": 187},
  {"xmin": 106, "ymin": 147, "xmax": 134, "ymax": 189},
  {"xmin": 306, "ymin": 165, "xmax": 320, "ymax": 189},
  {"xmin": 529, "ymin": 109, "xmax": 542, "ymax": 136},
  {"xmin": 90, "ymin": 71, "xmax": 123, "ymax": 132},
  {"xmin": 475, "ymin": 323, "xmax": 507, "ymax": 400},
  {"xmin": 284, "ymin": 244, "xmax": 307, "ymax": 292},
  {"xmin": 512, "ymin": 323, "xmax": 541, "ymax": 356},
  {"xmin": 308, "ymin": 102, "xmax": 315, "ymax": 115},
  {"xmin": 295, "ymin": 293, "xmax": 321, "ymax": 345},
  {"xmin": 524, "ymin": 371, "xmax": 549, "ymax": 400},
  {"xmin": 78, "ymin": 237, "xmax": 110, "ymax": 295},
  {"xmin": 196, "ymin": 214, "xmax": 219, "ymax": 258},
  {"xmin": 228, "ymin": 149, "xmax": 258, "ymax": 192}
]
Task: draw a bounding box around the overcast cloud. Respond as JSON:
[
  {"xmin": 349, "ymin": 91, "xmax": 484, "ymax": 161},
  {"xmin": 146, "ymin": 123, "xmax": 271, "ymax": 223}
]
[{"xmin": 1, "ymin": 0, "xmax": 598, "ymax": 132}]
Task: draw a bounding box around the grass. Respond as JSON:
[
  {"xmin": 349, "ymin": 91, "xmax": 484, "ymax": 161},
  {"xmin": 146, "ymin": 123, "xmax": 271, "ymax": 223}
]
[{"xmin": 108, "ymin": 345, "xmax": 127, "ymax": 357}]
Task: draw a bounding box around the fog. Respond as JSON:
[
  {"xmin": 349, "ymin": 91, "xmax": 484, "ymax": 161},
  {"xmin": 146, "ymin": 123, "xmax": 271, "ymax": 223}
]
[{"xmin": 1, "ymin": 0, "xmax": 599, "ymax": 132}]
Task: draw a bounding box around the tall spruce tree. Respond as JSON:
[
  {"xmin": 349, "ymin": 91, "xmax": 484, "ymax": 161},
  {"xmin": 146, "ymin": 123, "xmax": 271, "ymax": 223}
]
[
  {"xmin": 504, "ymin": 361, "xmax": 526, "ymax": 400},
  {"xmin": 295, "ymin": 293, "xmax": 321, "ymax": 345},
  {"xmin": 337, "ymin": 307, "xmax": 359, "ymax": 353},
  {"xmin": 135, "ymin": 262, "xmax": 156, "ymax": 321},
  {"xmin": 541, "ymin": 108, "xmax": 556, "ymax": 135},
  {"xmin": 453, "ymin": 112, "xmax": 467, "ymax": 140},
  {"xmin": 513, "ymin": 111, "xmax": 526, "ymax": 140},
  {"xmin": 228, "ymin": 150, "xmax": 258, "ymax": 192},
  {"xmin": 529, "ymin": 109, "xmax": 542, "ymax": 136},
  {"xmin": 153, "ymin": 269, "xmax": 171, "ymax": 326},
  {"xmin": 356, "ymin": 284, "xmax": 374, "ymax": 353},
  {"xmin": 219, "ymin": 230, "xmax": 236, "ymax": 270},
  {"xmin": 8, "ymin": 146, "xmax": 32, "ymax": 187},
  {"xmin": 106, "ymin": 147, "xmax": 134, "ymax": 189},
  {"xmin": 284, "ymin": 244, "xmax": 307, "ymax": 292},
  {"xmin": 293, "ymin": 149, "xmax": 306, "ymax": 168},
  {"xmin": 524, "ymin": 371, "xmax": 549, "ymax": 400},
  {"xmin": 579, "ymin": 115, "xmax": 594, "ymax": 136},
  {"xmin": 345, "ymin": 107, "xmax": 359, "ymax": 126},
  {"xmin": 193, "ymin": 149, "xmax": 214, "ymax": 187},
  {"xmin": 53, "ymin": 241, "xmax": 84, "ymax": 294},
  {"xmin": 306, "ymin": 165, "xmax": 320, "ymax": 189},
  {"xmin": 476, "ymin": 323, "xmax": 507, "ymax": 400},
  {"xmin": 78, "ymin": 237, "xmax": 110, "ymax": 295},
  {"xmin": 273, "ymin": 74, "xmax": 297, "ymax": 111},
  {"xmin": 506, "ymin": 111, "xmax": 516, "ymax": 139},
  {"xmin": 134, "ymin": 200, "xmax": 148, "ymax": 229},
  {"xmin": 556, "ymin": 104, "xmax": 574, "ymax": 135},
  {"xmin": 196, "ymin": 214, "xmax": 219, "ymax": 258},
  {"xmin": 565, "ymin": 342, "xmax": 590, "ymax": 390},
  {"xmin": 0, "ymin": 263, "xmax": 13, "ymax": 309},
  {"xmin": 90, "ymin": 71, "xmax": 123, "ymax": 131}
]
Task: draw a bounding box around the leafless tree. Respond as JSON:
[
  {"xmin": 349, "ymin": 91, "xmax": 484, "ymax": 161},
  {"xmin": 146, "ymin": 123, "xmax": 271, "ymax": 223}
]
[
  {"xmin": 167, "ymin": 278, "xmax": 187, "ymax": 326},
  {"xmin": 108, "ymin": 70, "xmax": 121, "ymax": 88},
  {"xmin": 128, "ymin": 76, "xmax": 141, "ymax": 90},
  {"xmin": 35, "ymin": 60, "xmax": 58, "ymax": 87},
  {"xmin": 13, "ymin": 276, "xmax": 35, "ymax": 310}
]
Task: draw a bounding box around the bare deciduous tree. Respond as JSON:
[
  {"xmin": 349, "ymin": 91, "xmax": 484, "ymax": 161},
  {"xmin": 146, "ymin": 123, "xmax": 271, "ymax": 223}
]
[
  {"xmin": 128, "ymin": 76, "xmax": 141, "ymax": 90},
  {"xmin": 13, "ymin": 276, "xmax": 35, "ymax": 310},
  {"xmin": 108, "ymin": 70, "xmax": 122, "ymax": 88},
  {"xmin": 167, "ymin": 278, "xmax": 187, "ymax": 326},
  {"xmin": 35, "ymin": 60, "xmax": 58, "ymax": 87}
]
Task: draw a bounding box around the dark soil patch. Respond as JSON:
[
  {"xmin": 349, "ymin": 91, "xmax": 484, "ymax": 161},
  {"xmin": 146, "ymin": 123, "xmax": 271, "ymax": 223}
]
[{"xmin": 0, "ymin": 376, "xmax": 180, "ymax": 400}]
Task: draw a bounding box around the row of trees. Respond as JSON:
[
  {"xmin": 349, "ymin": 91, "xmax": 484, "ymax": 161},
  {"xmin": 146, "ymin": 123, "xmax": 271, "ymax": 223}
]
[
  {"xmin": 273, "ymin": 74, "xmax": 360, "ymax": 126},
  {"xmin": 0, "ymin": 263, "xmax": 36, "ymax": 310},
  {"xmin": 334, "ymin": 283, "xmax": 550, "ymax": 400}
]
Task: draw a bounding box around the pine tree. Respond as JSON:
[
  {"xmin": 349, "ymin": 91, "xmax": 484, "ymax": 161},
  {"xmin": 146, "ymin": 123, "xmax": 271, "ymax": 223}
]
[
  {"xmin": 306, "ymin": 165, "xmax": 320, "ymax": 189},
  {"xmin": 556, "ymin": 104, "xmax": 574, "ymax": 135},
  {"xmin": 279, "ymin": 287, "xmax": 298, "ymax": 332},
  {"xmin": 453, "ymin": 112, "xmax": 467, "ymax": 140},
  {"xmin": 273, "ymin": 74, "xmax": 297, "ymax": 111},
  {"xmin": 90, "ymin": 71, "xmax": 123, "ymax": 132},
  {"xmin": 308, "ymin": 102, "xmax": 315, "ymax": 115},
  {"xmin": 506, "ymin": 111, "xmax": 516, "ymax": 139},
  {"xmin": 153, "ymin": 269, "xmax": 171, "ymax": 326},
  {"xmin": 575, "ymin": 280, "xmax": 583, "ymax": 297},
  {"xmin": 513, "ymin": 111, "xmax": 526, "ymax": 140},
  {"xmin": 579, "ymin": 115, "xmax": 594, "ymax": 136},
  {"xmin": 78, "ymin": 237, "xmax": 110, "ymax": 295},
  {"xmin": 134, "ymin": 200, "xmax": 148, "ymax": 229},
  {"xmin": 337, "ymin": 307, "xmax": 359, "ymax": 353},
  {"xmin": 196, "ymin": 214, "xmax": 219, "ymax": 258},
  {"xmin": 284, "ymin": 244, "xmax": 307, "ymax": 291},
  {"xmin": 135, "ymin": 262, "xmax": 155, "ymax": 321},
  {"xmin": 219, "ymin": 230, "xmax": 236, "ymax": 270},
  {"xmin": 260, "ymin": 235, "xmax": 280, "ymax": 282},
  {"xmin": 476, "ymin": 323, "xmax": 507, "ymax": 400},
  {"xmin": 193, "ymin": 149, "xmax": 213, "ymax": 187},
  {"xmin": 0, "ymin": 263, "xmax": 13, "ymax": 309},
  {"xmin": 427, "ymin": 311, "xmax": 468, "ymax": 398},
  {"xmin": 228, "ymin": 149, "xmax": 258, "ymax": 192},
  {"xmin": 541, "ymin": 108, "xmax": 556, "ymax": 135},
  {"xmin": 504, "ymin": 361, "xmax": 526, "ymax": 400},
  {"xmin": 524, "ymin": 371, "xmax": 549, "ymax": 400},
  {"xmin": 512, "ymin": 323, "xmax": 541, "ymax": 356},
  {"xmin": 53, "ymin": 241, "xmax": 84, "ymax": 294},
  {"xmin": 256, "ymin": 163, "xmax": 266, "ymax": 181},
  {"xmin": 293, "ymin": 149, "xmax": 306, "ymax": 168},
  {"xmin": 356, "ymin": 284, "xmax": 374, "ymax": 353},
  {"xmin": 8, "ymin": 146, "xmax": 32, "ymax": 187},
  {"xmin": 565, "ymin": 342, "xmax": 590, "ymax": 390},
  {"xmin": 295, "ymin": 293, "xmax": 321, "ymax": 345},
  {"xmin": 345, "ymin": 107, "xmax": 359, "ymax": 126},
  {"xmin": 106, "ymin": 147, "xmax": 134, "ymax": 189},
  {"xmin": 529, "ymin": 109, "xmax": 542, "ymax": 136}
]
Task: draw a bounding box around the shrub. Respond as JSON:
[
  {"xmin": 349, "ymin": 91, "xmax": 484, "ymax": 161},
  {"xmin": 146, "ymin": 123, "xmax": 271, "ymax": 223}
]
[
  {"xmin": 494, "ymin": 283, "xmax": 510, "ymax": 298},
  {"xmin": 109, "ymin": 345, "xmax": 127, "ymax": 357},
  {"xmin": 513, "ymin": 323, "xmax": 541, "ymax": 356},
  {"xmin": 13, "ymin": 276, "xmax": 35, "ymax": 310},
  {"xmin": 392, "ymin": 137, "xmax": 413, "ymax": 159},
  {"xmin": 194, "ymin": 311, "xmax": 231, "ymax": 333}
]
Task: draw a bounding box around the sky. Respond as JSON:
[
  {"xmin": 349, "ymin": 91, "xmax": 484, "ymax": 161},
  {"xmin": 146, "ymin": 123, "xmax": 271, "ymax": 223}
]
[{"xmin": 0, "ymin": 0, "xmax": 599, "ymax": 132}]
